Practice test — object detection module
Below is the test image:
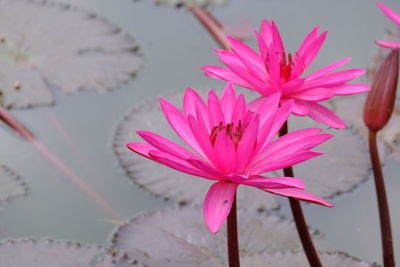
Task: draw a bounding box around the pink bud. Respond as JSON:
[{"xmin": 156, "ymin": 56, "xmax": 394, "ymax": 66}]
[{"xmin": 364, "ymin": 49, "xmax": 399, "ymax": 131}]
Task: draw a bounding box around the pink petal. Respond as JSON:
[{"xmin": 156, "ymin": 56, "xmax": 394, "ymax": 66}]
[
  {"xmin": 159, "ymin": 98, "xmax": 202, "ymax": 153},
  {"xmin": 259, "ymin": 19, "xmax": 273, "ymax": 47},
  {"xmin": 136, "ymin": 131, "xmax": 198, "ymax": 160},
  {"xmin": 227, "ymin": 36, "xmax": 266, "ymax": 77},
  {"xmin": 187, "ymin": 114, "xmax": 216, "ymax": 162},
  {"xmin": 331, "ymin": 84, "xmax": 370, "ymax": 95},
  {"xmin": 202, "ymin": 65, "xmax": 255, "ymax": 89},
  {"xmin": 263, "ymin": 187, "xmax": 333, "ymax": 207},
  {"xmin": 251, "ymin": 151, "xmax": 323, "ymax": 174},
  {"xmin": 305, "ymin": 57, "xmax": 352, "ymax": 81},
  {"xmin": 187, "ymin": 158, "xmax": 222, "ymax": 178},
  {"xmin": 147, "ymin": 149, "xmax": 217, "ymax": 180},
  {"xmin": 183, "ymin": 88, "xmax": 209, "ymax": 129},
  {"xmin": 236, "ymin": 115, "xmax": 260, "ymax": 172},
  {"xmin": 304, "ymin": 69, "xmax": 366, "ymax": 89},
  {"xmin": 213, "ymin": 130, "xmax": 237, "ymax": 174},
  {"xmin": 127, "ymin": 142, "xmax": 154, "ymax": 159},
  {"xmin": 271, "ymin": 21, "xmax": 285, "ymax": 56},
  {"xmin": 207, "ymin": 90, "xmax": 225, "ymax": 126},
  {"xmin": 291, "ymin": 100, "xmax": 309, "ymax": 116},
  {"xmin": 253, "ymin": 93, "xmax": 281, "ymax": 126},
  {"xmin": 220, "ymin": 83, "xmax": 237, "ymax": 122},
  {"xmin": 242, "ymin": 176, "xmax": 305, "ymax": 190},
  {"xmin": 204, "ymin": 181, "xmax": 238, "ymax": 233},
  {"xmin": 305, "ymin": 102, "xmax": 347, "ymax": 129},
  {"xmin": 290, "ymin": 88, "xmax": 334, "ymax": 101},
  {"xmin": 262, "ymin": 100, "xmax": 293, "ymax": 145},
  {"xmin": 296, "ymin": 26, "xmax": 320, "ymax": 60},
  {"xmin": 376, "ymin": 40, "xmax": 400, "ymax": 48},
  {"xmin": 378, "ymin": 2, "xmax": 400, "ymax": 26},
  {"xmin": 303, "ymin": 31, "xmax": 327, "ymax": 69}
]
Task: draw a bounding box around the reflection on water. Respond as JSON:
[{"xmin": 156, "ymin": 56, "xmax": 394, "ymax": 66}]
[{"xmin": 0, "ymin": 0, "xmax": 399, "ymax": 265}]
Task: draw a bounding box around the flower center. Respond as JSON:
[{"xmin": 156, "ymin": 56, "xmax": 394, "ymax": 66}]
[
  {"xmin": 265, "ymin": 52, "xmax": 294, "ymax": 83},
  {"xmin": 209, "ymin": 120, "xmax": 247, "ymax": 149}
]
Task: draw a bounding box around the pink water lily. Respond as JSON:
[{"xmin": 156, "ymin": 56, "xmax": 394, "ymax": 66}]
[
  {"xmin": 377, "ymin": 2, "xmax": 400, "ymax": 48},
  {"xmin": 202, "ymin": 20, "xmax": 369, "ymax": 129},
  {"xmin": 127, "ymin": 84, "xmax": 333, "ymax": 234}
]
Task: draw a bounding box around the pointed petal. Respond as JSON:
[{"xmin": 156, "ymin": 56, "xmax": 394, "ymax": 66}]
[
  {"xmin": 208, "ymin": 90, "xmax": 225, "ymax": 126},
  {"xmin": 291, "ymin": 88, "xmax": 334, "ymax": 101},
  {"xmin": 204, "ymin": 181, "xmax": 238, "ymax": 233},
  {"xmin": 376, "ymin": 40, "xmax": 400, "ymax": 48},
  {"xmin": 220, "ymin": 83, "xmax": 237, "ymax": 122},
  {"xmin": 183, "ymin": 88, "xmax": 209, "ymax": 129},
  {"xmin": 127, "ymin": 142, "xmax": 154, "ymax": 159},
  {"xmin": 296, "ymin": 26, "xmax": 320, "ymax": 59},
  {"xmin": 263, "ymin": 187, "xmax": 333, "ymax": 207},
  {"xmin": 202, "ymin": 65, "xmax": 255, "ymax": 89},
  {"xmin": 237, "ymin": 115, "xmax": 260, "ymax": 171},
  {"xmin": 305, "ymin": 102, "xmax": 347, "ymax": 129},
  {"xmin": 303, "ymin": 31, "xmax": 327, "ymax": 69},
  {"xmin": 242, "ymin": 176, "xmax": 305, "ymax": 190},
  {"xmin": 378, "ymin": 2, "xmax": 400, "ymax": 26},
  {"xmin": 291, "ymin": 100, "xmax": 309, "ymax": 116},
  {"xmin": 213, "ymin": 130, "xmax": 237, "ymax": 173},
  {"xmin": 331, "ymin": 84, "xmax": 370, "ymax": 95},
  {"xmin": 136, "ymin": 130, "xmax": 198, "ymax": 160},
  {"xmin": 305, "ymin": 57, "xmax": 352, "ymax": 81},
  {"xmin": 304, "ymin": 69, "xmax": 366, "ymax": 89}
]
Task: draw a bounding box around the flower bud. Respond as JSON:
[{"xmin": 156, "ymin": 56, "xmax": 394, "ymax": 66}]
[{"xmin": 364, "ymin": 49, "xmax": 399, "ymax": 131}]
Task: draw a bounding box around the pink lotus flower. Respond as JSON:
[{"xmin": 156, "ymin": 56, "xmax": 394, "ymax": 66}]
[
  {"xmin": 377, "ymin": 2, "xmax": 400, "ymax": 48},
  {"xmin": 127, "ymin": 84, "xmax": 333, "ymax": 234},
  {"xmin": 202, "ymin": 20, "xmax": 369, "ymax": 129}
]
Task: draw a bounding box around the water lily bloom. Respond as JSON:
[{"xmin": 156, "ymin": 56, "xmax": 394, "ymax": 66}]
[
  {"xmin": 127, "ymin": 84, "xmax": 333, "ymax": 234},
  {"xmin": 202, "ymin": 20, "xmax": 369, "ymax": 129},
  {"xmin": 377, "ymin": 2, "xmax": 400, "ymax": 48}
]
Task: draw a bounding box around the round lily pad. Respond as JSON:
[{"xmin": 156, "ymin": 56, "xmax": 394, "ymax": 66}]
[
  {"xmin": 0, "ymin": 0, "xmax": 143, "ymax": 109},
  {"xmin": 0, "ymin": 164, "xmax": 27, "ymax": 207},
  {"xmin": 114, "ymin": 88, "xmax": 372, "ymax": 210},
  {"xmin": 110, "ymin": 206, "xmax": 327, "ymax": 267},
  {"xmin": 240, "ymin": 251, "xmax": 377, "ymax": 267},
  {"xmin": 110, "ymin": 206, "xmax": 376, "ymax": 267},
  {"xmin": 0, "ymin": 239, "xmax": 104, "ymax": 267}
]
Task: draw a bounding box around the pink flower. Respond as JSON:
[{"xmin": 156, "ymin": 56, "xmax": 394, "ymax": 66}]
[
  {"xmin": 202, "ymin": 20, "xmax": 369, "ymax": 129},
  {"xmin": 377, "ymin": 2, "xmax": 400, "ymax": 48},
  {"xmin": 127, "ymin": 84, "xmax": 333, "ymax": 233}
]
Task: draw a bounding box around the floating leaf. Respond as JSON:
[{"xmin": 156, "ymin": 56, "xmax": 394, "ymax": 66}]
[
  {"xmin": 332, "ymin": 96, "xmax": 395, "ymax": 157},
  {"xmin": 270, "ymin": 115, "xmax": 372, "ymax": 198},
  {"xmin": 0, "ymin": 0, "xmax": 143, "ymax": 109},
  {"xmin": 0, "ymin": 239, "xmax": 105, "ymax": 267},
  {"xmin": 110, "ymin": 206, "xmax": 327, "ymax": 267},
  {"xmin": 114, "ymin": 89, "xmax": 372, "ymax": 210},
  {"xmin": 151, "ymin": 0, "xmax": 227, "ymax": 8},
  {"xmin": 0, "ymin": 164, "xmax": 27, "ymax": 207},
  {"xmin": 240, "ymin": 251, "xmax": 377, "ymax": 267},
  {"xmin": 114, "ymin": 88, "xmax": 279, "ymax": 211}
]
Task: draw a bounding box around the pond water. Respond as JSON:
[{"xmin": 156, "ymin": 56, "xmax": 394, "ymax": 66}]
[{"xmin": 0, "ymin": 0, "xmax": 399, "ymax": 265}]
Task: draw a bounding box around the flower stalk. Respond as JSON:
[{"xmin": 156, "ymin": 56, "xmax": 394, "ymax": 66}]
[
  {"xmin": 364, "ymin": 48, "xmax": 399, "ymax": 267},
  {"xmin": 280, "ymin": 121, "xmax": 323, "ymax": 267},
  {"xmin": 227, "ymin": 195, "xmax": 240, "ymax": 267}
]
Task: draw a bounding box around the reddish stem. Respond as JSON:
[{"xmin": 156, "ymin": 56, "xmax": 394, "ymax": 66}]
[
  {"xmin": 0, "ymin": 105, "xmax": 34, "ymax": 141},
  {"xmin": 280, "ymin": 121, "xmax": 323, "ymax": 267},
  {"xmin": 188, "ymin": 6, "xmax": 231, "ymax": 50},
  {"xmin": 227, "ymin": 195, "xmax": 240, "ymax": 267},
  {"xmin": 368, "ymin": 130, "xmax": 395, "ymax": 267}
]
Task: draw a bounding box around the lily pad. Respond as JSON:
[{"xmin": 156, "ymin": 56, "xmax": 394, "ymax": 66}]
[
  {"xmin": 271, "ymin": 114, "xmax": 371, "ymax": 198},
  {"xmin": 114, "ymin": 88, "xmax": 372, "ymax": 210},
  {"xmin": 151, "ymin": 0, "xmax": 227, "ymax": 8},
  {"xmin": 240, "ymin": 251, "xmax": 377, "ymax": 267},
  {"xmin": 332, "ymin": 96, "xmax": 395, "ymax": 157},
  {"xmin": 0, "ymin": 164, "xmax": 27, "ymax": 207},
  {"xmin": 0, "ymin": 239, "xmax": 104, "ymax": 267},
  {"xmin": 110, "ymin": 206, "xmax": 328, "ymax": 267},
  {"xmin": 0, "ymin": 0, "xmax": 143, "ymax": 109}
]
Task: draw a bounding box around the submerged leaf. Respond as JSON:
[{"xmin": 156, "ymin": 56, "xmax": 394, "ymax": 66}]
[
  {"xmin": 110, "ymin": 206, "xmax": 327, "ymax": 267},
  {"xmin": 150, "ymin": 0, "xmax": 227, "ymax": 8},
  {"xmin": 0, "ymin": 0, "xmax": 143, "ymax": 109},
  {"xmin": 114, "ymin": 88, "xmax": 279, "ymax": 211},
  {"xmin": 0, "ymin": 164, "xmax": 27, "ymax": 207}
]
